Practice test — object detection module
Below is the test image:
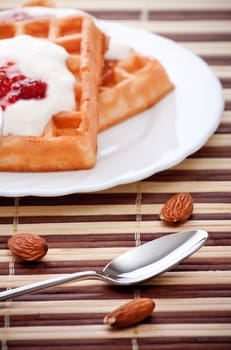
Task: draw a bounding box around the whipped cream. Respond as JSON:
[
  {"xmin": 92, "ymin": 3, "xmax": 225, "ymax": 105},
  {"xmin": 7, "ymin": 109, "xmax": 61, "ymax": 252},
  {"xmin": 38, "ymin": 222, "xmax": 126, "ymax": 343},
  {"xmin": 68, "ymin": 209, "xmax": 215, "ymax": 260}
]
[
  {"xmin": 104, "ymin": 38, "xmax": 132, "ymax": 60},
  {"xmin": 1, "ymin": 35, "xmax": 76, "ymax": 136}
]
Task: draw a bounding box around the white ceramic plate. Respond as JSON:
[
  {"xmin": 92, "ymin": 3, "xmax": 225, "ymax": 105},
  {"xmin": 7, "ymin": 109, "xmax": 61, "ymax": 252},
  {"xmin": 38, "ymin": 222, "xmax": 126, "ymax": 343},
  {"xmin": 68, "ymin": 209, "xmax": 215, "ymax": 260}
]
[{"xmin": 0, "ymin": 18, "xmax": 224, "ymax": 197}]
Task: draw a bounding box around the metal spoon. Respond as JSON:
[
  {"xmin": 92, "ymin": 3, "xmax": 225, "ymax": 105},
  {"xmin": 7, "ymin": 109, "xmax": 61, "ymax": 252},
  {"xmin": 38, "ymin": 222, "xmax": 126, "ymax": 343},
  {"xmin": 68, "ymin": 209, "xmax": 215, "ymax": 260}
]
[{"xmin": 0, "ymin": 229, "xmax": 208, "ymax": 301}]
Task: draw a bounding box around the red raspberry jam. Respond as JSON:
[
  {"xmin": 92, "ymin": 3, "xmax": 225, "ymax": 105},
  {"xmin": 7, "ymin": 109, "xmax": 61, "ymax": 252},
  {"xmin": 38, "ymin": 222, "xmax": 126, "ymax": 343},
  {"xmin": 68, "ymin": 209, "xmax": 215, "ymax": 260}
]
[{"xmin": 0, "ymin": 61, "xmax": 47, "ymax": 111}]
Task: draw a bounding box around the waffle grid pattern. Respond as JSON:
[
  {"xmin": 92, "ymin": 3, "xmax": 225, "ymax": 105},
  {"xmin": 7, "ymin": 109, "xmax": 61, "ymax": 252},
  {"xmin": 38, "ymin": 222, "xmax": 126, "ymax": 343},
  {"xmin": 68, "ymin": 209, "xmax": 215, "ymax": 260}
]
[{"xmin": 0, "ymin": 14, "xmax": 106, "ymax": 171}]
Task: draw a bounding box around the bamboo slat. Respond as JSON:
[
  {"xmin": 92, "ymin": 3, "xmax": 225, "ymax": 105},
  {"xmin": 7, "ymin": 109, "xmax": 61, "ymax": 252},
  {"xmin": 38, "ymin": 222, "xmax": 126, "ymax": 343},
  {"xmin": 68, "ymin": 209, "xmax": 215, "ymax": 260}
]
[
  {"xmin": 3, "ymin": 0, "xmax": 231, "ymax": 11},
  {"xmin": 0, "ymin": 220, "xmax": 230, "ymax": 236},
  {"xmin": 172, "ymin": 158, "xmax": 231, "ymax": 170},
  {"xmin": 1, "ymin": 323, "xmax": 231, "ymax": 341},
  {"xmin": 0, "ymin": 202, "xmax": 230, "ymax": 217},
  {"xmin": 224, "ymin": 89, "xmax": 231, "ymax": 101},
  {"xmin": 180, "ymin": 42, "xmax": 231, "ymax": 56},
  {"xmin": 222, "ymin": 111, "xmax": 231, "ymax": 123},
  {"xmin": 1, "ymin": 297, "xmax": 231, "ymax": 315},
  {"xmin": 0, "ymin": 271, "xmax": 230, "ymax": 288},
  {"xmin": 105, "ymin": 181, "xmax": 231, "ymax": 193},
  {"xmin": 200, "ymin": 134, "xmax": 231, "ymax": 147},
  {"xmin": 211, "ymin": 67, "xmax": 231, "ymax": 79},
  {"xmin": 120, "ymin": 20, "xmax": 231, "ymax": 33},
  {"xmin": 0, "ymin": 245, "xmax": 230, "ymax": 263}
]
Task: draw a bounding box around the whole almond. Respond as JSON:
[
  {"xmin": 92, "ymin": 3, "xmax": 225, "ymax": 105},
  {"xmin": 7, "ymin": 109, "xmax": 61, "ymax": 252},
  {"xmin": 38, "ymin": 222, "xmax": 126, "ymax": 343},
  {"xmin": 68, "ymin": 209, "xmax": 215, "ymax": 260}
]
[
  {"xmin": 103, "ymin": 298, "xmax": 155, "ymax": 328},
  {"xmin": 8, "ymin": 233, "xmax": 48, "ymax": 261},
  {"xmin": 160, "ymin": 192, "xmax": 193, "ymax": 224}
]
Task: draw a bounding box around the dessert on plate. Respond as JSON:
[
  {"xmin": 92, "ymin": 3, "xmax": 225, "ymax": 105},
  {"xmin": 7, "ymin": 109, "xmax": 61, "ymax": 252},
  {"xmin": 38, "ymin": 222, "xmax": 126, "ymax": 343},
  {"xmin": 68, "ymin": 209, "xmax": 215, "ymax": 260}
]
[
  {"xmin": 0, "ymin": 13, "xmax": 107, "ymax": 171},
  {"xmin": 0, "ymin": 0, "xmax": 174, "ymax": 172}
]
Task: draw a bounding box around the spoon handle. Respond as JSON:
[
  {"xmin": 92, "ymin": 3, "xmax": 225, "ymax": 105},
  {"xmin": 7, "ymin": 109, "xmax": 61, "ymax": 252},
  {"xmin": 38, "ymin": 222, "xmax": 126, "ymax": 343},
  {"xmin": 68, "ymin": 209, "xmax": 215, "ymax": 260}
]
[{"xmin": 0, "ymin": 270, "xmax": 100, "ymax": 302}]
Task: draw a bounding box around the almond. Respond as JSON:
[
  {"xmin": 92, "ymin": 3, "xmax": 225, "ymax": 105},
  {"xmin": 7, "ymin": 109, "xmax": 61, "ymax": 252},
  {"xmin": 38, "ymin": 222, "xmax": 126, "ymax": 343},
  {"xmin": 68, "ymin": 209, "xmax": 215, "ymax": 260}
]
[
  {"xmin": 103, "ymin": 298, "xmax": 155, "ymax": 328},
  {"xmin": 8, "ymin": 233, "xmax": 48, "ymax": 261},
  {"xmin": 160, "ymin": 192, "xmax": 193, "ymax": 224}
]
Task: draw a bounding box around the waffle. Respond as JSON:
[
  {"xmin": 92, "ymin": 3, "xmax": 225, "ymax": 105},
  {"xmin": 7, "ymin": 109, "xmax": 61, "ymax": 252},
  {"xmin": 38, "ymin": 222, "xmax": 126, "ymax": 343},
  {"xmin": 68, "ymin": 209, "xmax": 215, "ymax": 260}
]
[
  {"xmin": 22, "ymin": 0, "xmax": 56, "ymax": 6},
  {"xmin": 0, "ymin": 15, "xmax": 107, "ymax": 171},
  {"xmin": 99, "ymin": 52, "xmax": 174, "ymax": 131}
]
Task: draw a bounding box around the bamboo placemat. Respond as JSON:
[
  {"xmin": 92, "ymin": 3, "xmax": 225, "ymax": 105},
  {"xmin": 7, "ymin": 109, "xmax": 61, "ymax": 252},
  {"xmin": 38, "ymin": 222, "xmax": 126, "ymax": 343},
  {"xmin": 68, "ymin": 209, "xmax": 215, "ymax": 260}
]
[{"xmin": 0, "ymin": 0, "xmax": 231, "ymax": 349}]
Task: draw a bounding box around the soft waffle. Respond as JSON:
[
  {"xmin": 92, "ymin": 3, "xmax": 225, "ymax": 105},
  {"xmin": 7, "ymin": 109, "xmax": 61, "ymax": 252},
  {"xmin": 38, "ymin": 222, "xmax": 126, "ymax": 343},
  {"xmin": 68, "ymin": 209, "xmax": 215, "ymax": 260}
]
[
  {"xmin": 22, "ymin": 0, "xmax": 56, "ymax": 6},
  {"xmin": 99, "ymin": 52, "xmax": 174, "ymax": 131},
  {"xmin": 0, "ymin": 15, "xmax": 107, "ymax": 171}
]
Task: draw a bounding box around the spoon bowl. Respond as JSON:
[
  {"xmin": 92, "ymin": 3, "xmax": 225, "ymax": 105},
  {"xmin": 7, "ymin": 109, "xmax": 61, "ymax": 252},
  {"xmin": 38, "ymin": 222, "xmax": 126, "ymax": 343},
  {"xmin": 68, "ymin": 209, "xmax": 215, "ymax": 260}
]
[
  {"xmin": 103, "ymin": 229, "xmax": 208, "ymax": 284},
  {"xmin": 0, "ymin": 230, "xmax": 208, "ymax": 301}
]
